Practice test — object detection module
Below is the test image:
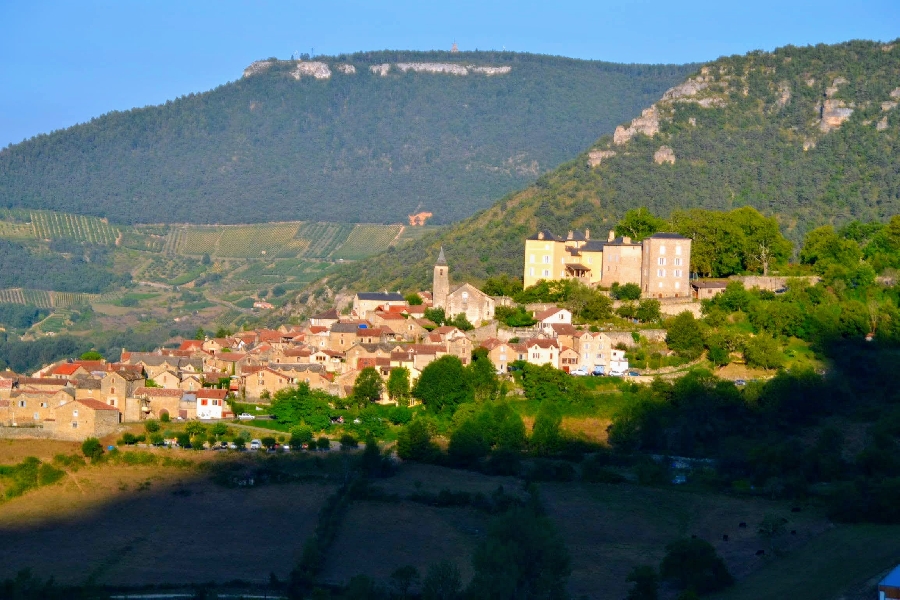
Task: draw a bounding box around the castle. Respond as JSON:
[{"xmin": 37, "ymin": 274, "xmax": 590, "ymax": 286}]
[{"xmin": 523, "ymin": 229, "xmax": 692, "ymax": 298}]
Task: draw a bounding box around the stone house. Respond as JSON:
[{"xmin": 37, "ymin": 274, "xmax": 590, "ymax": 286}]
[
  {"xmin": 523, "ymin": 339, "xmax": 561, "ymax": 369},
  {"xmin": 691, "ymin": 280, "xmax": 728, "ymax": 300},
  {"xmin": 101, "ymin": 370, "xmax": 146, "ymax": 411},
  {"xmin": 1, "ymin": 389, "xmax": 74, "ymax": 426},
  {"xmin": 328, "ymin": 323, "xmax": 361, "ymax": 352},
  {"xmin": 534, "ymin": 308, "xmax": 573, "ymax": 333},
  {"xmin": 353, "ymin": 292, "xmax": 406, "ymax": 319},
  {"xmin": 196, "ymin": 389, "xmax": 230, "ymax": 420},
  {"xmin": 559, "ymin": 346, "xmax": 580, "ymax": 373},
  {"xmin": 47, "ymin": 399, "xmax": 121, "ymax": 441},
  {"xmin": 432, "ymin": 248, "xmax": 495, "ymax": 326},
  {"xmin": 128, "ymin": 387, "xmax": 184, "ymax": 421},
  {"xmin": 641, "ymin": 233, "xmax": 692, "ymax": 298}
]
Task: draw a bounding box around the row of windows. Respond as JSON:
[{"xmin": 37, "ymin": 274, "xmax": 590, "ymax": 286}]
[
  {"xmin": 657, "ymin": 257, "xmax": 683, "ymax": 266},
  {"xmin": 656, "ymin": 269, "xmax": 684, "ymax": 278},
  {"xmin": 658, "ymin": 245, "xmax": 683, "ymax": 255}
]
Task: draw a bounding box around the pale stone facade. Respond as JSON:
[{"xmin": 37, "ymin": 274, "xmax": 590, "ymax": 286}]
[
  {"xmin": 433, "ymin": 248, "xmax": 495, "ymax": 326},
  {"xmin": 641, "ymin": 233, "xmax": 691, "ymax": 298}
]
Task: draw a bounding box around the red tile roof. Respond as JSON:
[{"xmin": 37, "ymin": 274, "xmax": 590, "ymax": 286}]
[{"xmin": 74, "ymin": 399, "xmax": 120, "ymax": 412}]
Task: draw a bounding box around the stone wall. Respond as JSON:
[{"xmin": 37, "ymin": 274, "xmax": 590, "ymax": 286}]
[{"xmin": 731, "ymin": 275, "xmax": 820, "ymax": 291}]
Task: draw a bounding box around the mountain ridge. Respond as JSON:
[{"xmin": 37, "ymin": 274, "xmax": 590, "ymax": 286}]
[
  {"xmin": 306, "ymin": 40, "xmax": 900, "ymax": 300},
  {"xmin": 0, "ymin": 50, "xmax": 695, "ymax": 226}
]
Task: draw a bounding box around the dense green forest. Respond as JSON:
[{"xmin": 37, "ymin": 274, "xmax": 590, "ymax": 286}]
[
  {"xmin": 0, "ymin": 239, "xmax": 128, "ymax": 293},
  {"xmin": 317, "ymin": 40, "xmax": 900, "ymax": 295},
  {"xmin": 0, "ymin": 51, "xmax": 694, "ymax": 225}
]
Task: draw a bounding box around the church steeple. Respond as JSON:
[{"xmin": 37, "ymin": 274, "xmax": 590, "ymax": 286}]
[{"xmin": 433, "ymin": 247, "xmax": 449, "ymax": 311}]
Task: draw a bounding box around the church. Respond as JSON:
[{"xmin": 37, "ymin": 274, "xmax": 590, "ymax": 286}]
[{"xmin": 432, "ymin": 247, "xmax": 495, "ymax": 326}]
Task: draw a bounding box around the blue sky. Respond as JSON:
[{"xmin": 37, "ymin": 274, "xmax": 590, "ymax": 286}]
[{"xmin": 1, "ymin": 0, "xmax": 897, "ymax": 148}]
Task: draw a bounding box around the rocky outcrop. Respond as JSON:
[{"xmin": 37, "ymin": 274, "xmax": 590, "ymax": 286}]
[
  {"xmin": 336, "ymin": 64, "xmax": 356, "ymax": 74},
  {"xmin": 469, "ymin": 66, "xmax": 512, "ymax": 75},
  {"xmin": 370, "ymin": 64, "xmax": 391, "ymax": 76},
  {"xmin": 291, "ymin": 62, "xmax": 331, "ymax": 80},
  {"xmin": 819, "ymin": 99, "xmax": 853, "ymax": 132},
  {"xmin": 587, "ymin": 150, "xmax": 616, "ymax": 167},
  {"xmin": 397, "ymin": 63, "xmax": 469, "ymax": 75},
  {"xmin": 613, "ymin": 107, "xmax": 659, "ymax": 145},
  {"xmin": 891, "ymin": 87, "xmax": 900, "ymax": 99},
  {"xmin": 882, "ymin": 101, "xmax": 898, "ymax": 112},
  {"xmin": 653, "ymin": 146, "xmax": 675, "ymax": 165},
  {"xmin": 776, "ymin": 83, "xmax": 791, "ymax": 108},
  {"xmin": 877, "ymin": 116, "xmax": 890, "ymax": 131},
  {"xmin": 660, "ymin": 76, "xmax": 725, "ymax": 107},
  {"xmin": 243, "ymin": 60, "xmax": 275, "ymax": 78}
]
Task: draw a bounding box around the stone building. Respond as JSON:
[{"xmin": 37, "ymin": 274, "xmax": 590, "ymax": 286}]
[
  {"xmin": 47, "ymin": 399, "xmax": 121, "ymax": 441},
  {"xmin": 522, "ymin": 228, "xmax": 693, "ymax": 298},
  {"xmin": 433, "ymin": 248, "xmax": 495, "ymax": 326}
]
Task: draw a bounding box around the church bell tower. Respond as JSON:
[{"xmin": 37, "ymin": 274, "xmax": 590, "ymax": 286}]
[{"xmin": 433, "ymin": 247, "xmax": 449, "ymax": 311}]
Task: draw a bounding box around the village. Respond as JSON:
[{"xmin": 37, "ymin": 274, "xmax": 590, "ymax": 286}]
[{"xmin": 0, "ymin": 229, "xmax": 761, "ymax": 442}]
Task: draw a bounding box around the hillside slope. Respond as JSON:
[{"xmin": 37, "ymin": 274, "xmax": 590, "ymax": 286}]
[
  {"xmin": 316, "ymin": 40, "xmax": 900, "ymax": 295},
  {"xmin": 0, "ymin": 51, "xmax": 693, "ymax": 226}
]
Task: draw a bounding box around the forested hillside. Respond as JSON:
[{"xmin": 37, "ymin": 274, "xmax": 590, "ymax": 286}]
[
  {"xmin": 318, "ymin": 40, "xmax": 900, "ymax": 295},
  {"xmin": 0, "ymin": 51, "xmax": 694, "ymax": 225}
]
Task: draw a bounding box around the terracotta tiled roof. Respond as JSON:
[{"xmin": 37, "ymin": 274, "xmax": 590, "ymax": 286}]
[
  {"xmin": 74, "ymin": 399, "xmax": 120, "ymax": 411},
  {"xmin": 534, "ymin": 307, "xmax": 567, "ymax": 321},
  {"xmin": 551, "ymin": 324, "xmax": 578, "ymax": 336},
  {"xmin": 133, "ymin": 387, "xmax": 183, "ymax": 397},
  {"xmin": 196, "ymin": 389, "xmax": 228, "ymax": 399},
  {"xmin": 50, "ymin": 364, "xmax": 84, "ymax": 376}
]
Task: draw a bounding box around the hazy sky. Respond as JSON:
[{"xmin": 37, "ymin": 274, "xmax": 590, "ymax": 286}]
[{"xmin": 1, "ymin": 0, "xmax": 897, "ymax": 148}]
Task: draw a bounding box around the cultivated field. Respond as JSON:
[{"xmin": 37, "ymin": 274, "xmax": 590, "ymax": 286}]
[{"xmin": 0, "ymin": 441, "xmax": 894, "ymax": 598}]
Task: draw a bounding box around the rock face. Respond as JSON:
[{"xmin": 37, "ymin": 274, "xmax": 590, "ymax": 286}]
[
  {"xmin": 336, "ymin": 64, "xmax": 356, "ymax": 74},
  {"xmin": 891, "ymin": 87, "xmax": 900, "ymax": 99},
  {"xmin": 877, "ymin": 116, "xmax": 890, "ymax": 131},
  {"xmin": 243, "ymin": 60, "xmax": 275, "ymax": 78},
  {"xmin": 469, "ymin": 66, "xmax": 512, "ymax": 75},
  {"xmin": 397, "ymin": 62, "xmax": 469, "ymax": 75},
  {"xmin": 777, "ymin": 83, "xmax": 791, "ymax": 108},
  {"xmin": 661, "ymin": 77, "xmax": 725, "ymax": 107},
  {"xmin": 370, "ymin": 64, "xmax": 391, "ymax": 76},
  {"xmin": 653, "ymin": 146, "xmax": 675, "ymax": 165},
  {"xmin": 614, "ymin": 107, "xmax": 660, "ymax": 145},
  {"xmin": 819, "ymin": 99, "xmax": 853, "ymax": 132},
  {"xmin": 291, "ymin": 62, "xmax": 331, "ymax": 80},
  {"xmin": 587, "ymin": 150, "xmax": 616, "ymax": 167}
]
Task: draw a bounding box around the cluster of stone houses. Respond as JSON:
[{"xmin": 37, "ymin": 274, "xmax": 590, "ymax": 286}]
[{"xmin": 0, "ymin": 247, "xmax": 670, "ymax": 441}]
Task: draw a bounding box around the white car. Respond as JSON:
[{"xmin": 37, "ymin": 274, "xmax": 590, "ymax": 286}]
[
  {"xmin": 609, "ymin": 370, "xmax": 626, "ymax": 377},
  {"xmin": 249, "ymin": 439, "xmax": 262, "ymax": 450},
  {"xmin": 570, "ymin": 367, "xmax": 589, "ymax": 376},
  {"xmin": 237, "ymin": 413, "xmax": 255, "ymax": 420}
]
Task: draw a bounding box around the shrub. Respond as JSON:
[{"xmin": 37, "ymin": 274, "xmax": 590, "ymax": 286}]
[
  {"xmin": 52, "ymin": 453, "xmax": 85, "ymax": 470},
  {"xmin": 160, "ymin": 412, "xmax": 170, "ymax": 423},
  {"xmin": 290, "ymin": 425, "xmax": 314, "ymax": 447},
  {"xmin": 144, "ymin": 420, "xmax": 160, "ymax": 433},
  {"xmin": 261, "ymin": 436, "xmax": 277, "ymax": 450},
  {"xmin": 149, "ymin": 432, "xmax": 164, "ymax": 446},
  {"xmin": 175, "ymin": 432, "xmax": 191, "ymax": 447},
  {"xmin": 397, "ymin": 420, "xmax": 438, "ymax": 462},
  {"xmin": 659, "ymin": 538, "xmax": 734, "ymax": 594},
  {"xmin": 81, "ymin": 438, "xmax": 103, "ymax": 461},
  {"xmin": 37, "ymin": 463, "xmax": 65, "ymax": 486},
  {"xmin": 118, "ymin": 432, "xmax": 138, "ymax": 446},
  {"xmin": 340, "ymin": 434, "xmax": 358, "ymax": 450},
  {"xmin": 388, "ymin": 405, "xmax": 413, "ymax": 425},
  {"xmin": 317, "ymin": 436, "xmax": 331, "ymax": 451}
]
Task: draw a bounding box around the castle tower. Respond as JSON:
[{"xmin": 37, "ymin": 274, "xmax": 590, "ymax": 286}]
[{"xmin": 433, "ymin": 246, "xmax": 449, "ymax": 311}]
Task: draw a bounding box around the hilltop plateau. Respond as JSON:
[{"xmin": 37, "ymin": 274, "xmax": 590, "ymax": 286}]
[
  {"xmin": 316, "ymin": 40, "xmax": 900, "ymax": 296},
  {"xmin": 0, "ymin": 51, "xmax": 694, "ymax": 225}
]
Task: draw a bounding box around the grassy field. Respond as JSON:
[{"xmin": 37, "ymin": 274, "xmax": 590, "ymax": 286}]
[{"xmin": 0, "ymin": 439, "xmax": 896, "ymax": 598}]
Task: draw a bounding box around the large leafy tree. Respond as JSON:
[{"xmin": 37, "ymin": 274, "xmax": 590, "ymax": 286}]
[
  {"xmin": 413, "ymin": 355, "xmax": 473, "ymax": 413},
  {"xmin": 270, "ymin": 383, "xmax": 333, "ymax": 430},
  {"xmin": 467, "ymin": 508, "xmax": 571, "ymax": 600},
  {"xmin": 352, "ymin": 367, "xmax": 384, "ymax": 407},
  {"xmin": 665, "ymin": 311, "xmax": 705, "ymax": 360},
  {"xmin": 387, "ymin": 366, "xmax": 411, "ymax": 406},
  {"xmin": 659, "ymin": 538, "xmax": 733, "ymax": 595},
  {"xmin": 616, "ymin": 207, "xmax": 667, "ymax": 241}
]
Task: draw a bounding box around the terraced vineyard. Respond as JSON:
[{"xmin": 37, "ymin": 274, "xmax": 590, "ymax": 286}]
[
  {"xmin": 0, "ymin": 289, "xmax": 97, "ymax": 308},
  {"xmin": 30, "ymin": 211, "xmax": 118, "ymax": 244},
  {"xmin": 332, "ymin": 224, "xmax": 404, "ymax": 260},
  {"xmin": 173, "ymin": 227, "xmax": 221, "ymax": 256},
  {"xmin": 215, "ymin": 223, "xmax": 300, "ymax": 258},
  {"xmin": 294, "ymin": 222, "xmax": 355, "ymax": 259}
]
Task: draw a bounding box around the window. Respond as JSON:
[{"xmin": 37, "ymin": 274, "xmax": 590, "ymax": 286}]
[
  {"xmin": 542, "ymin": 269, "xmax": 550, "ymax": 277},
  {"xmin": 201, "ymin": 399, "xmax": 208, "ymax": 406},
  {"xmin": 561, "ymin": 257, "xmax": 565, "ymax": 264},
  {"xmin": 529, "ymin": 254, "xmax": 535, "ymax": 263},
  {"xmin": 544, "ymin": 243, "xmax": 550, "ymax": 250},
  {"xmin": 18, "ymin": 400, "xmax": 25, "ymax": 408},
  {"xmin": 73, "ymin": 410, "xmax": 79, "ymax": 417},
  {"xmin": 658, "ymin": 257, "xmax": 666, "ymax": 265},
  {"xmin": 33, "ymin": 412, "xmax": 39, "ymax": 420},
  {"xmin": 675, "ymin": 245, "xmax": 682, "ymax": 255},
  {"xmin": 674, "ymin": 269, "xmax": 682, "ymax": 278},
  {"xmin": 111, "ymin": 387, "xmax": 115, "ymax": 394},
  {"xmin": 542, "ymin": 255, "xmax": 550, "ymax": 264},
  {"xmin": 529, "ymin": 267, "xmax": 535, "ymax": 277},
  {"xmin": 40, "ymin": 402, "xmax": 47, "ymax": 408},
  {"xmin": 674, "ymin": 258, "xmax": 683, "ymax": 266},
  {"xmin": 658, "ymin": 282, "xmax": 664, "ymax": 288},
  {"xmin": 660, "ymin": 245, "xmax": 666, "ymax": 254},
  {"xmin": 72, "ymin": 422, "xmax": 78, "ymax": 428},
  {"xmin": 109, "ymin": 399, "xmax": 116, "ymax": 407},
  {"xmin": 657, "ymin": 269, "xmax": 664, "ymax": 277},
  {"xmin": 587, "ymin": 257, "xmax": 592, "ymax": 264},
  {"xmin": 675, "ymin": 281, "xmax": 681, "ymax": 289}
]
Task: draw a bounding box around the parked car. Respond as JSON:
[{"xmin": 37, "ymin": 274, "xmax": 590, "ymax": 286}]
[
  {"xmin": 735, "ymin": 379, "xmax": 747, "ymax": 386},
  {"xmin": 591, "ymin": 366, "xmax": 605, "ymax": 376},
  {"xmin": 628, "ymin": 371, "xmax": 640, "ymax": 377},
  {"xmin": 249, "ymin": 439, "xmax": 262, "ymax": 450},
  {"xmin": 571, "ymin": 367, "xmax": 589, "ymax": 376},
  {"xmin": 609, "ymin": 370, "xmax": 626, "ymax": 377},
  {"xmin": 237, "ymin": 413, "xmax": 255, "ymax": 420}
]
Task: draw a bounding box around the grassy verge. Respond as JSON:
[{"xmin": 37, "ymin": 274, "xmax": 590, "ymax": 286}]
[{"xmin": 712, "ymin": 524, "xmax": 900, "ymax": 600}]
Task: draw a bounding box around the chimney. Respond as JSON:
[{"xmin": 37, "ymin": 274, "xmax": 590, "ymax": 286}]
[
  {"xmin": 623, "ymin": 236, "xmax": 632, "ymax": 244},
  {"xmin": 608, "ymin": 230, "xmax": 615, "ymax": 242},
  {"xmin": 585, "ymin": 229, "xmax": 590, "ymax": 240},
  {"xmin": 567, "ymin": 230, "xmax": 574, "ymax": 240}
]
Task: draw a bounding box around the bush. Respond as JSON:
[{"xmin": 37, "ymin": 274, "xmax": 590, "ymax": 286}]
[
  {"xmin": 52, "ymin": 453, "xmax": 85, "ymax": 470},
  {"xmin": 317, "ymin": 436, "xmax": 331, "ymax": 451},
  {"xmin": 144, "ymin": 419, "xmax": 160, "ymax": 433},
  {"xmin": 149, "ymin": 432, "xmax": 164, "ymax": 446},
  {"xmin": 118, "ymin": 432, "xmax": 138, "ymax": 446},
  {"xmin": 397, "ymin": 420, "xmax": 438, "ymax": 462},
  {"xmin": 659, "ymin": 538, "xmax": 733, "ymax": 594},
  {"xmin": 340, "ymin": 434, "xmax": 358, "ymax": 450},
  {"xmin": 261, "ymin": 436, "xmax": 277, "ymax": 450},
  {"xmin": 175, "ymin": 432, "xmax": 191, "ymax": 447},
  {"xmin": 290, "ymin": 425, "xmax": 314, "ymax": 447},
  {"xmin": 160, "ymin": 412, "xmax": 171, "ymax": 423},
  {"xmin": 81, "ymin": 438, "xmax": 103, "ymax": 461},
  {"xmin": 388, "ymin": 405, "xmax": 413, "ymax": 425}
]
